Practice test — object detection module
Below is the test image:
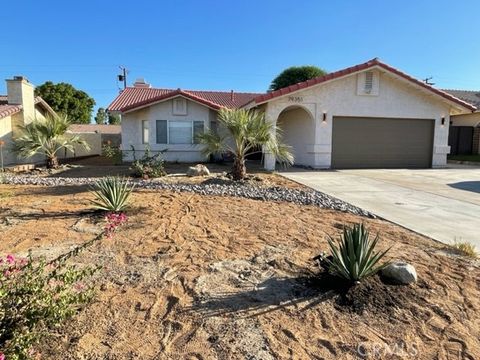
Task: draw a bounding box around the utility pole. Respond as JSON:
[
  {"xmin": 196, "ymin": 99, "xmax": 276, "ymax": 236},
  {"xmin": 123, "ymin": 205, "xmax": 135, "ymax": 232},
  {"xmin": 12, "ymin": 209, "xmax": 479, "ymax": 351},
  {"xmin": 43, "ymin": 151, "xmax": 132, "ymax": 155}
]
[
  {"xmin": 118, "ymin": 66, "xmax": 128, "ymax": 89},
  {"xmin": 423, "ymin": 76, "xmax": 435, "ymax": 86}
]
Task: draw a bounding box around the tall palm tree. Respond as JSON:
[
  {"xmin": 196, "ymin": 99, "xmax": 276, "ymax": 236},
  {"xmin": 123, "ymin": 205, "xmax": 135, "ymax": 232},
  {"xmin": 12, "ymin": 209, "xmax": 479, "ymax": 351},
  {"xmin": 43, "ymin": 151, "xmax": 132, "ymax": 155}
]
[
  {"xmin": 13, "ymin": 114, "xmax": 90, "ymax": 168},
  {"xmin": 197, "ymin": 108, "xmax": 293, "ymax": 180}
]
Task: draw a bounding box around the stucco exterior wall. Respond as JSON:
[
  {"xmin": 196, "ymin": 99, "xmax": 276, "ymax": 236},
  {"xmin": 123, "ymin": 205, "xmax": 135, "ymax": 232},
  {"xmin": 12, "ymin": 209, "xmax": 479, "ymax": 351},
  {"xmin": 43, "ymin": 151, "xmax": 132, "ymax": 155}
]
[
  {"xmin": 58, "ymin": 132, "xmax": 102, "ymax": 159},
  {"xmin": 450, "ymin": 112, "xmax": 480, "ymax": 127},
  {"xmin": 263, "ymin": 70, "xmax": 454, "ymax": 169},
  {"xmin": 121, "ymin": 97, "xmax": 213, "ymax": 162}
]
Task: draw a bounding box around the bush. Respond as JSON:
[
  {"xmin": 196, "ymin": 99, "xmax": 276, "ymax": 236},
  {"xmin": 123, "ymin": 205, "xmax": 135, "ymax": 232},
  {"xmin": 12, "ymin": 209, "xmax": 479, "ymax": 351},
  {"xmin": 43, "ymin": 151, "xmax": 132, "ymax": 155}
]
[
  {"xmin": 320, "ymin": 223, "xmax": 390, "ymax": 282},
  {"xmin": 0, "ymin": 252, "xmax": 98, "ymax": 359},
  {"xmin": 130, "ymin": 145, "xmax": 166, "ymax": 179},
  {"xmin": 90, "ymin": 177, "xmax": 134, "ymax": 212},
  {"xmin": 102, "ymin": 142, "xmax": 123, "ymax": 165},
  {"xmin": 451, "ymin": 240, "xmax": 478, "ymax": 258}
]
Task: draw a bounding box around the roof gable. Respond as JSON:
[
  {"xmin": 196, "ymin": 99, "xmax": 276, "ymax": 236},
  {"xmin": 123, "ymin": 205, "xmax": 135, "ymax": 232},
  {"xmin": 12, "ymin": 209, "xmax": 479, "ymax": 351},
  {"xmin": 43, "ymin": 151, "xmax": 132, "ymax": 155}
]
[
  {"xmin": 253, "ymin": 58, "xmax": 476, "ymax": 111},
  {"xmin": 0, "ymin": 95, "xmax": 57, "ymax": 119},
  {"xmin": 108, "ymin": 87, "xmax": 262, "ymax": 113}
]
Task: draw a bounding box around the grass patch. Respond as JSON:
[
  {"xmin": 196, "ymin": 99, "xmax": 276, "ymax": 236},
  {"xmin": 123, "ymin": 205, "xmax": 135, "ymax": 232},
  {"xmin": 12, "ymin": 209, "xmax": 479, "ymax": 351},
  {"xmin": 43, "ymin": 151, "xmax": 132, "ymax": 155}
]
[
  {"xmin": 451, "ymin": 240, "xmax": 478, "ymax": 258},
  {"xmin": 448, "ymin": 154, "xmax": 480, "ymax": 162},
  {"xmin": 0, "ymin": 190, "xmax": 14, "ymax": 200}
]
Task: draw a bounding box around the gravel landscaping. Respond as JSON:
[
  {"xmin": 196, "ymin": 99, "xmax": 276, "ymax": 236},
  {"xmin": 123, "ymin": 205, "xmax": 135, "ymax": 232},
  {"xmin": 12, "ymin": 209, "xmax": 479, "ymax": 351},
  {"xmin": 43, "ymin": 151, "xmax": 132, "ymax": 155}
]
[{"xmin": 1, "ymin": 173, "xmax": 374, "ymax": 217}]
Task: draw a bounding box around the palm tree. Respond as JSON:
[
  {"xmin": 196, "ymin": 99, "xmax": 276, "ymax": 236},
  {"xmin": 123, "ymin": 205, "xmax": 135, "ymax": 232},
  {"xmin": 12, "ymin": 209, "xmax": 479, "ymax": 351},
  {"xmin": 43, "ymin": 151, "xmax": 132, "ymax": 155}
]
[
  {"xmin": 13, "ymin": 114, "xmax": 90, "ymax": 168},
  {"xmin": 197, "ymin": 108, "xmax": 293, "ymax": 180}
]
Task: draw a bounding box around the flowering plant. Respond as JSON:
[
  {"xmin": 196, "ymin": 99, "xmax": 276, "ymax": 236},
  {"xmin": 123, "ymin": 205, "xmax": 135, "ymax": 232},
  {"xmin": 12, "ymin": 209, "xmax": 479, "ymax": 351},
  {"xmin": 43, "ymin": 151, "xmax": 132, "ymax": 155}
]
[{"xmin": 0, "ymin": 212, "xmax": 128, "ymax": 359}]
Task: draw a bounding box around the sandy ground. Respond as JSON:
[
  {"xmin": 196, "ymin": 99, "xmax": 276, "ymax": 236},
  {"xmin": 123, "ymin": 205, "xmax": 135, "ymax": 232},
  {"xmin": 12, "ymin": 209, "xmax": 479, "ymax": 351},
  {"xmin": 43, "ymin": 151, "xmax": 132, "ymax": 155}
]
[{"xmin": 0, "ymin": 182, "xmax": 479, "ymax": 359}]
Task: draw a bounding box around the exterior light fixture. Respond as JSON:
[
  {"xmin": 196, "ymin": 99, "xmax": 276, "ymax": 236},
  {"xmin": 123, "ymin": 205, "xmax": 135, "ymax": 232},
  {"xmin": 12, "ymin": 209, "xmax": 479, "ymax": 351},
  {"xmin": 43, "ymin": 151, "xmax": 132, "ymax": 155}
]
[
  {"xmin": 322, "ymin": 112, "xmax": 327, "ymax": 122},
  {"xmin": 441, "ymin": 117, "xmax": 445, "ymax": 126}
]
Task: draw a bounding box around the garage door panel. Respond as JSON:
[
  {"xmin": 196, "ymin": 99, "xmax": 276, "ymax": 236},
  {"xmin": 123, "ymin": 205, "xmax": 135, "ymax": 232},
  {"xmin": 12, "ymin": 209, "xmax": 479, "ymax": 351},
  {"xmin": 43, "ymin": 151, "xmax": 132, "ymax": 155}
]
[{"xmin": 332, "ymin": 117, "xmax": 434, "ymax": 168}]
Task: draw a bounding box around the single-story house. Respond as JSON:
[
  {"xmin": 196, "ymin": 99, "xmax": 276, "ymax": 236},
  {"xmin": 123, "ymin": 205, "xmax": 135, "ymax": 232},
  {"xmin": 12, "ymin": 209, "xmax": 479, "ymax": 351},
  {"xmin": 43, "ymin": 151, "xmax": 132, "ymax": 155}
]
[
  {"xmin": 108, "ymin": 58, "xmax": 477, "ymax": 169},
  {"xmin": 0, "ymin": 76, "xmax": 57, "ymax": 166},
  {"xmin": 443, "ymin": 89, "xmax": 480, "ymax": 155}
]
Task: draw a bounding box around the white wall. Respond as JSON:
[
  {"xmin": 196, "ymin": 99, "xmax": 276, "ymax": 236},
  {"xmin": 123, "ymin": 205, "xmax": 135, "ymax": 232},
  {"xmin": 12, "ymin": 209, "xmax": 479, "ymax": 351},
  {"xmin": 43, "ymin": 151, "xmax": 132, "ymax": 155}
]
[
  {"xmin": 450, "ymin": 112, "xmax": 480, "ymax": 127},
  {"xmin": 264, "ymin": 69, "xmax": 455, "ymax": 169},
  {"xmin": 121, "ymin": 97, "xmax": 214, "ymax": 162}
]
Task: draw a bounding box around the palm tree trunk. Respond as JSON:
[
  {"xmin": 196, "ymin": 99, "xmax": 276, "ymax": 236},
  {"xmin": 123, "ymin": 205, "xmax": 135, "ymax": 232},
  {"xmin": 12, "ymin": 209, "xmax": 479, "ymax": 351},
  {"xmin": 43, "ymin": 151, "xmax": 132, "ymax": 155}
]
[
  {"xmin": 232, "ymin": 156, "xmax": 246, "ymax": 180},
  {"xmin": 47, "ymin": 155, "xmax": 59, "ymax": 169}
]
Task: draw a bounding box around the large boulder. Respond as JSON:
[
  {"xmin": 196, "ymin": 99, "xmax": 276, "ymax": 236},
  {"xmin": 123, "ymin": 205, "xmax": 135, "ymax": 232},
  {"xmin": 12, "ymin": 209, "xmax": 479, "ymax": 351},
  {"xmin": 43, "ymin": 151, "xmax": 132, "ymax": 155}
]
[
  {"xmin": 186, "ymin": 164, "xmax": 210, "ymax": 177},
  {"xmin": 380, "ymin": 262, "xmax": 417, "ymax": 285}
]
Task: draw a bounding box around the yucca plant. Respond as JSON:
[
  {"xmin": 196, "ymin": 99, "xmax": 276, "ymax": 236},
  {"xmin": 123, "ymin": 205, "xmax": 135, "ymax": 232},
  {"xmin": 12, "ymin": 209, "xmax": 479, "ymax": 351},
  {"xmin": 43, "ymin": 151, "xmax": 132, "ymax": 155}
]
[
  {"xmin": 90, "ymin": 177, "xmax": 134, "ymax": 212},
  {"xmin": 323, "ymin": 223, "xmax": 390, "ymax": 282}
]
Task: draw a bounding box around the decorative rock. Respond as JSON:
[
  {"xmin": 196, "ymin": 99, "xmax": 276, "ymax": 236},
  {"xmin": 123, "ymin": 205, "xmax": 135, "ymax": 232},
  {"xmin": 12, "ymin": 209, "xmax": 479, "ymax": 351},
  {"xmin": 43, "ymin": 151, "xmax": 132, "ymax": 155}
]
[
  {"xmin": 1, "ymin": 173, "xmax": 374, "ymax": 217},
  {"xmin": 186, "ymin": 164, "xmax": 210, "ymax": 177},
  {"xmin": 380, "ymin": 262, "xmax": 417, "ymax": 285}
]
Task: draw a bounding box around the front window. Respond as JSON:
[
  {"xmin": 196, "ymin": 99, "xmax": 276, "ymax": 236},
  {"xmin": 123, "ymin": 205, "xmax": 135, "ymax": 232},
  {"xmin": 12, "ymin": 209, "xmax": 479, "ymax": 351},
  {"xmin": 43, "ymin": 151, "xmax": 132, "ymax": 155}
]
[{"xmin": 156, "ymin": 120, "xmax": 204, "ymax": 144}]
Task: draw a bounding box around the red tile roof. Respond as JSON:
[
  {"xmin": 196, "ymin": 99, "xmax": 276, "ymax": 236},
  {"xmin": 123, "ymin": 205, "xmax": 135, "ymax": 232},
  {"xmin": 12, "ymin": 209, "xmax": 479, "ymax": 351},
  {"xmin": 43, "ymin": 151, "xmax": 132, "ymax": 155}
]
[
  {"xmin": 107, "ymin": 87, "xmax": 263, "ymax": 112},
  {"xmin": 69, "ymin": 124, "xmax": 121, "ymax": 134},
  {"xmin": 0, "ymin": 95, "xmax": 57, "ymax": 119},
  {"xmin": 253, "ymin": 58, "xmax": 477, "ymax": 111}
]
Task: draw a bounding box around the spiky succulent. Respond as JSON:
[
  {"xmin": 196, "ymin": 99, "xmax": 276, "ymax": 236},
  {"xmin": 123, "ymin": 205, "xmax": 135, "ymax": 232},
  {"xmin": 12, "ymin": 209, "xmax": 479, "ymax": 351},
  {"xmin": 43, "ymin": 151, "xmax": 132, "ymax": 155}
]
[
  {"xmin": 90, "ymin": 177, "xmax": 134, "ymax": 212},
  {"xmin": 324, "ymin": 223, "xmax": 390, "ymax": 282}
]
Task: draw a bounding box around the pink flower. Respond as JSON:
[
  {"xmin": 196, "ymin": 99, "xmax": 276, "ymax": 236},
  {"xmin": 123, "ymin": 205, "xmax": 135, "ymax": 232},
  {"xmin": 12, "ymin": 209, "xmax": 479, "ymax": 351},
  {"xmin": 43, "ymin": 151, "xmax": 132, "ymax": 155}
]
[
  {"xmin": 6, "ymin": 254, "xmax": 15, "ymax": 264},
  {"xmin": 0, "ymin": 351, "xmax": 5, "ymax": 360},
  {"xmin": 104, "ymin": 212, "xmax": 128, "ymax": 239}
]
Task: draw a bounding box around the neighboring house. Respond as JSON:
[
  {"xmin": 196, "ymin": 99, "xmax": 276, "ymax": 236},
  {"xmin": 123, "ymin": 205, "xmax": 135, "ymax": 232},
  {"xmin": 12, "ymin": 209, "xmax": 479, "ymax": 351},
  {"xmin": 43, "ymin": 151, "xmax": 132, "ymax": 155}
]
[
  {"xmin": 0, "ymin": 76, "xmax": 57, "ymax": 166},
  {"xmin": 443, "ymin": 89, "xmax": 480, "ymax": 155},
  {"xmin": 108, "ymin": 58, "xmax": 476, "ymax": 169}
]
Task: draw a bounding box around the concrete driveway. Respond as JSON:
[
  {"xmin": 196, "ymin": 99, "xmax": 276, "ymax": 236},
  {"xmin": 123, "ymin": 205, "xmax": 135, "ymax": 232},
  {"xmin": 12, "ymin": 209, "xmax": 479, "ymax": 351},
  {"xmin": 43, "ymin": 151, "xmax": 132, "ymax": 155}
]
[{"xmin": 281, "ymin": 165, "xmax": 480, "ymax": 248}]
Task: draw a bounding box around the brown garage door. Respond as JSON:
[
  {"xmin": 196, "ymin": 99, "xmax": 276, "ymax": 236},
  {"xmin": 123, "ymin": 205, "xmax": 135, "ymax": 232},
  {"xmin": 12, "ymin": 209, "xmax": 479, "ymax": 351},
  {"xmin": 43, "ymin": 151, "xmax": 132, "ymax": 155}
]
[{"xmin": 332, "ymin": 116, "xmax": 434, "ymax": 168}]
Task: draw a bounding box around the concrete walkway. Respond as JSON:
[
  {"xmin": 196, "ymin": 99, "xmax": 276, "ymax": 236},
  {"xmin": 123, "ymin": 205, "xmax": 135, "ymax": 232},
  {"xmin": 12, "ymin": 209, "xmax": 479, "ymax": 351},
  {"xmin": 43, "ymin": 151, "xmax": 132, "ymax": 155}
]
[{"xmin": 281, "ymin": 166, "xmax": 480, "ymax": 249}]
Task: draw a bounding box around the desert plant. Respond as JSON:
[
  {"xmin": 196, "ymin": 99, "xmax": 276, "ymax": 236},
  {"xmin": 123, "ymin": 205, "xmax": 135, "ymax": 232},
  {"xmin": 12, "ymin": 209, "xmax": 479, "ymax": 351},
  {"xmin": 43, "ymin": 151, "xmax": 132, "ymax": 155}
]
[
  {"xmin": 196, "ymin": 108, "xmax": 293, "ymax": 180},
  {"xmin": 90, "ymin": 177, "xmax": 134, "ymax": 212},
  {"xmin": 13, "ymin": 114, "xmax": 90, "ymax": 168},
  {"xmin": 0, "ymin": 252, "xmax": 98, "ymax": 359},
  {"xmin": 130, "ymin": 145, "xmax": 166, "ymax": 178},
  {"xmin": 102, "ymin": 141, "xmax": 123, "ymax": 165},
  {"xmin": 322, "ymin": 223, "xmax": 390, "ymax": 282},
  {"xmin": 451, "ymin": 240, "xmax": 478, "ymax": 258}
]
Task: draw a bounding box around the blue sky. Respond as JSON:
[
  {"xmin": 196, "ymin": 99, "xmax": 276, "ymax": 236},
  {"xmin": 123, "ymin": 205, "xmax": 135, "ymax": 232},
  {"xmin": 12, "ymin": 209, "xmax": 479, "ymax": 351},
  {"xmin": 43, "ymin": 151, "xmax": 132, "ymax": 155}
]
[{"xmin": 1, "ymin": 0, "xmax": 479, "ymax": 121}]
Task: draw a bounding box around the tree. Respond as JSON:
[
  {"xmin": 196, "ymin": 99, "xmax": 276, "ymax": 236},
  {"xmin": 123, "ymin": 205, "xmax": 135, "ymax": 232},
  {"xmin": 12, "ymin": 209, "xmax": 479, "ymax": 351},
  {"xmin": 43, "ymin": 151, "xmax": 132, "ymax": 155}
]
[
  {"xmin": 95, "ymin": 108, "xmax": 107, "ymax": 124},
  {"xmin": 196, "ymin": 108, "xmax": 293, "ymax": 180},
  {"xmin": 13, "ymin": 114, "xmax": 90, "ymax": 168},
  {"xmin": 108, "ymin": 112, "xmax": 121, "ymax": 125},
  {"xmin": 269, "ymin": 66, "xmax": 327, "ymax": 91},
  {"xmin": 35, "ymin": 81, "xmax": 96, "ymax": 124}
]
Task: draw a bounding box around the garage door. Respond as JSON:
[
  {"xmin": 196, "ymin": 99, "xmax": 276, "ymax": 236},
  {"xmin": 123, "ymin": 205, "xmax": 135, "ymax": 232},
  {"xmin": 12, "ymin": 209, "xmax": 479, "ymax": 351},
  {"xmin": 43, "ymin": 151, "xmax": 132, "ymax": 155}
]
[{"xmin": 332, "ymin": 116, "xmax": 434, "ymax": 168}]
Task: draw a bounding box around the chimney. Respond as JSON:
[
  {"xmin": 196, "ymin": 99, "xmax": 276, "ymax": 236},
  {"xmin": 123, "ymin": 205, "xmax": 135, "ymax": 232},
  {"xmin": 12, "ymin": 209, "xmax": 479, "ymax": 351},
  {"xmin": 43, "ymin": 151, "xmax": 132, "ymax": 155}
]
[
  {"xmin": 230, "ymin": 90, "xmax": 235, "ymax": 101},
  {"xmin": 133, "ymin": 78, "xmax": 151, "ymax": 88},
  {"xmin": 6, "ymin": 76, "xmax": 35, "ymax": 122}
]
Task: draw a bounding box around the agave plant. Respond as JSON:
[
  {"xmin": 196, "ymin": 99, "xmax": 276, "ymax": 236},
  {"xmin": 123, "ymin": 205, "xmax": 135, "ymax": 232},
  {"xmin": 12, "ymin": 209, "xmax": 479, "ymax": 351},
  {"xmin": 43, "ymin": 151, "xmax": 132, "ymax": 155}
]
[
  {"xmin": 323, "ymin": 223, "xmax": 390, "ymax": 282},
  {"xmin": 90, "ymin": 177, "xmax": 134, "ymax": 212}
]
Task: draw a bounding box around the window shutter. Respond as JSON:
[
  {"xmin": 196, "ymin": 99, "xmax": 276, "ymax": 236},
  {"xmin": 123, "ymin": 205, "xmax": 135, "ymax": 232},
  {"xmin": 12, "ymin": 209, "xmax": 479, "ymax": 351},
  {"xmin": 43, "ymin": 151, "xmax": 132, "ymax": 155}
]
[
  {"xmin": 364, "ymin": 71, "xmax": 374, "ymax": 93},
  {"xmin": 142, "ymin": 120, "xmax": 149, "ymax": 144},
  {"xmin": 156, "ymin": 120, "xmax": 167, "ymax": 144}
]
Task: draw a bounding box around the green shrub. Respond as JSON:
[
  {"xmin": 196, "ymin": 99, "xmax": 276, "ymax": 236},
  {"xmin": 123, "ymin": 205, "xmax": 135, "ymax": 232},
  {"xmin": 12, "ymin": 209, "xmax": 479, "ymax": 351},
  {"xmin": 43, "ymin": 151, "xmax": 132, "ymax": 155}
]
[
  {"xmin": 130, "ymin": 145, "xmax": 166, "ymax": 178},
  {"xmin": 90, "ymin": 177, "xmax": 134, "ymax": 212},
  {"xmin": 0, "ymin": 251, "xmax": 98, "ymax": 359},
  {"xmin": 322, "ymin": 223, "xmax": 390, "ymax": 282},
  {"xmin": 102, "ymin": 142, "xmax": 123, "ymax": 165}
]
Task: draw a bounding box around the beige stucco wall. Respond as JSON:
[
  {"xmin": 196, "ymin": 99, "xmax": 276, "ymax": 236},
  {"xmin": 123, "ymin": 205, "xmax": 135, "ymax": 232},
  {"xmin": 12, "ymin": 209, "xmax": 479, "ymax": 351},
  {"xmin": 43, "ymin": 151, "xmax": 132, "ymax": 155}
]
[
  {"xmin": 263, "ymin": 69, "xmax": 457, "ymax": 169},
  {"xmin": 121, "ymin": 97, "xmax": 214, "ymax": 162},
  {"xmin": 58, "ymin": 132, "xmax": 102, "ymax": 159},
  {"xmin": 450, "ymin": 112, "xmax": 480, "ymax": 127},
  {"xmin": 277, "ymin": 107, "xmax": 315, "ymax": 166}
]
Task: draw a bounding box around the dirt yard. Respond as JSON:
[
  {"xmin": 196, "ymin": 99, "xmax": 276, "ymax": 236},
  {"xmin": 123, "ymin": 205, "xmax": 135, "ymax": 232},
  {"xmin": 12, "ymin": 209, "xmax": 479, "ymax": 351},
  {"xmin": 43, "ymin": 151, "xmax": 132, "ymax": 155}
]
[{"xmin": 0, "ymin": 181, "xmax": 479, "ymax": 359}]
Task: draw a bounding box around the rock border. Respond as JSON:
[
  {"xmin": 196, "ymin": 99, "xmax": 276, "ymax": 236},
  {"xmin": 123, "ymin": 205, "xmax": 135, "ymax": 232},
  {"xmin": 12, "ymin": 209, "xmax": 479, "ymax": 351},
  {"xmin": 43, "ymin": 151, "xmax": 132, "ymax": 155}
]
[{"xmin": 1, "ymin": 174, "xmax": 374, "ymax": 218}]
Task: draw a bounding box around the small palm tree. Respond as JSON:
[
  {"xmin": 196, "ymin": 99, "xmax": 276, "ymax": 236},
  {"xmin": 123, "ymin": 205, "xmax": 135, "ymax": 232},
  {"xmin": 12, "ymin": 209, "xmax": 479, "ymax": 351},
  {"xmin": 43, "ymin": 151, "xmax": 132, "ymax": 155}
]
[
  {"xmin": 197, "ymin": 108, "xmax": 293, "ymax": 180},
  {"xmin": 13, "ymin": 114, "xmax": 90, "ymax": 168}
]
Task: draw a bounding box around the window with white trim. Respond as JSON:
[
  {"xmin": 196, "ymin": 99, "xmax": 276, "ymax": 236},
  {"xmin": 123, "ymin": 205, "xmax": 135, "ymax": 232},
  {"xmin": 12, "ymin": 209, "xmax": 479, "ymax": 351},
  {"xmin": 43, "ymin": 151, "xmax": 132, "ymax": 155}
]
[
  {"xmin": 156, "ymin": 120, "xmax": 204, "ymax": 144},
  {"xmin": 142, "ymin": 120, "xmax": 149, "ymax": 144}
]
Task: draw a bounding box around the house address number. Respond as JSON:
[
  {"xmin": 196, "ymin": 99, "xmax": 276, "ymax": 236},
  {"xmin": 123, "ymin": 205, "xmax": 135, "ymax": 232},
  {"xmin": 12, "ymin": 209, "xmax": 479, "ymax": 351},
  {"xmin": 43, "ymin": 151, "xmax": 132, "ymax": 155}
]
[{"xmin": 288, "ymin": 96, "xmax": 303, "ymax": 103}]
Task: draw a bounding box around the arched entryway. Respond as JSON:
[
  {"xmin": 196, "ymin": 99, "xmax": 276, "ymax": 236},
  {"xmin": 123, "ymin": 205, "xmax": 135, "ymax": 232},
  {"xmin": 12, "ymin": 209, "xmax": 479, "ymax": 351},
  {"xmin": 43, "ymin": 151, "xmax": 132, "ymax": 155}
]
[{"xmin": 276, "ymin": 106, "xmax": 315, "ymax": 167}]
